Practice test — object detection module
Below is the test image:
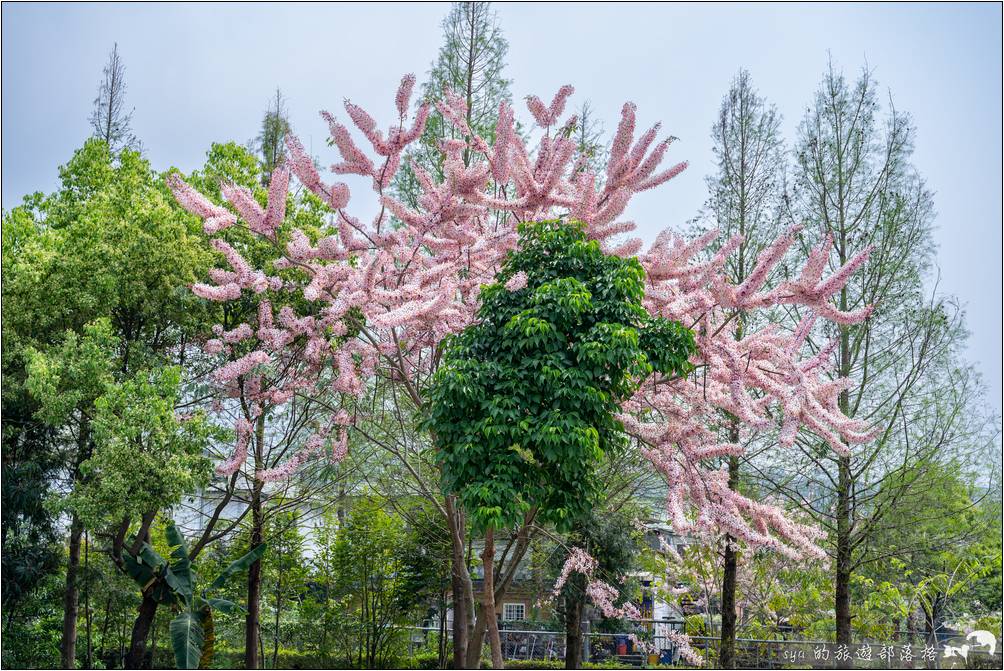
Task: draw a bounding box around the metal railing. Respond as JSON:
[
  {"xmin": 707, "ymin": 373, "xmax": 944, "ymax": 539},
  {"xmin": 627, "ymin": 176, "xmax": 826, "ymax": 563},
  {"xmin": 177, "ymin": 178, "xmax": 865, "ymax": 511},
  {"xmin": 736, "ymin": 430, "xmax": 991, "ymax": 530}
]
[
  {"xmin": 405, "ymin": 624, "xmax": 1003, "ymax": 669},
  {"xmin": 406, "ymin": 620, "xmax": 689, "ymax": 665}
]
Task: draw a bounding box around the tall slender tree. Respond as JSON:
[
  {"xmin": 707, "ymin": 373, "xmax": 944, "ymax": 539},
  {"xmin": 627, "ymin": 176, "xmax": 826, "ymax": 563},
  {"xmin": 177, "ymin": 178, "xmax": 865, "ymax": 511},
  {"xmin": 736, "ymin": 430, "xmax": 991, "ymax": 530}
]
[
  {"xmin": 570, "ymin": 100, "xmax": 607, "ymax": 178},
  {"xmin": 253, "ymin": 89, "xmax": 291, "ymax": 186},
  {"xmin": 779, "ymin": 60, "xmax": 990, "ymax": 652},
  {"xmin": 89, "ymin": 44, "xmax": 140, "ymax": 153},
  {"xmin": 699, "ymin": 69, "xmax": 786, "ymax": 668}
]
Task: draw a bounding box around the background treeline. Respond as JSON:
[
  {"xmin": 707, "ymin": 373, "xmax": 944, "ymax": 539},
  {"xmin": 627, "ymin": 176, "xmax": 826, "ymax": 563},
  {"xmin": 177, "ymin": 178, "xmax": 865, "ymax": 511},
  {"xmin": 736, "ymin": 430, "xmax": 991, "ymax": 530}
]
[{"xmin": 2, "ymin": 3, "xmax": 1001, "ymax": 670}]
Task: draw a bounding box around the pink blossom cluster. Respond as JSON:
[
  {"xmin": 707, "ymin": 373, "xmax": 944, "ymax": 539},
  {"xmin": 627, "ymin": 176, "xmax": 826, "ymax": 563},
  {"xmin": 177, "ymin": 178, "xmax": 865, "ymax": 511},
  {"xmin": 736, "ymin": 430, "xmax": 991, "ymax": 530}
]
[
  {"xmin": 170, "ymin": 75, "xmax": 873, "ymax": 541},
  {"xmin": 664, "ymin": 630, "xmax": 704, "ymax": 666},
  {"xmin": 216, "ymin": 418, "xmax": 252, "ymax": 476},
  {"xmin": 551, "ymin": 547, "xmax": 598, "ymax": 597},
  {"xmin": 505, "ymin": 271, "xmax": 528, "ymax": 292},
  {"xmin": 612, "ymin": 222, "xmax": 874, "ymax": 558},
  {"xmin": 585, "ymin": 580, "xmax": 643, "ymax": 620},
  {"xmin": 550, "ymin": 547, "xmax": 642, "ymax": 621}
]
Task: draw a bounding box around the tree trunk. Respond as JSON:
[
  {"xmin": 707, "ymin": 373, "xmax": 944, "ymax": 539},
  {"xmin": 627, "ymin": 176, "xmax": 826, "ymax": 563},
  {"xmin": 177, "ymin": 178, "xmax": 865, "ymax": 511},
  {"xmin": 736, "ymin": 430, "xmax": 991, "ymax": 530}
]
[
  {"xmin": 439, "ymin": 589, "xmax": 448, "ymax": 669},
  {"xmin": 924, "ymin": 593, "xmax": 945, "ymax": 646},
  {"xmin": 272, "ymin": 573, "xmax": 282, "ymax": 669},
  {"xmin": 124, "ymin": 591, "xmax": 158, "ymax": 669},
  {"xmin": 482, "ymin": 529, "xmax": 503, "ymax": 670},
  {"xmin": 150, "ymin": 610, "xmax": 158, "ymax": 669},
  {"xmin": 447, "ymin": 498, "xmax": 473, "ymax": 669},
  {"xmin": 833, "ymin": 277, "xmax": 853, "ymax": 659},
  {"xmin": 466, "ymin": 604, "xmax": 489, "ymax": 669},
  {"xmin": 84, "ymin": 531, "xmax": 93, "ymax": 670},
  {"xmin": 834, "ymin": 453, "xmax": 853, "ymax": 656},
  {"xmin": 719, "ymin": 450, "xmax": 740, "ymax": 669},
  {"xmin": 98, "ymin": 595, "xmax": 112, "ymax": 658},
  {"xmin": 564, "ymin": 581, "xmax": 585, "ymax": 670},
  {"xmin": 245, "ymin": 490, "xmax": 264, "ymax": 670},
  {"xmin": 464, "ymin": 519, "xmax": 536, "ymax": 669},
  {"xmin": 245, "ymin": 415, "xmax": 266, "ymax": 670},
  {"xmin": 60, "ymin": 514, "xmax": 84, "ymax": 669}
]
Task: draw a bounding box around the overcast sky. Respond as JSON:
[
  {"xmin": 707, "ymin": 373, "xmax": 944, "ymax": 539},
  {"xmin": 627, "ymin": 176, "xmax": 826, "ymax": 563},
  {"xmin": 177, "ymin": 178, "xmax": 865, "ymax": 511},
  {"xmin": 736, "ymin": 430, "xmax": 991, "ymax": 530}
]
[{"xmin": 3, "ymin": 2, "xmax": 1001, "ymax": 412}]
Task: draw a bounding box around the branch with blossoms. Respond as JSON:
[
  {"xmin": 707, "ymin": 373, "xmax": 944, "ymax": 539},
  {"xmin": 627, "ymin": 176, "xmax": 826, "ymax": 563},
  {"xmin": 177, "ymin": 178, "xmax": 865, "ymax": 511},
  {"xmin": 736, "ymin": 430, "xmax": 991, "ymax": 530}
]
[{"xmin": 169, "ymin": 72, "xmax": 874, "ymax": 569}]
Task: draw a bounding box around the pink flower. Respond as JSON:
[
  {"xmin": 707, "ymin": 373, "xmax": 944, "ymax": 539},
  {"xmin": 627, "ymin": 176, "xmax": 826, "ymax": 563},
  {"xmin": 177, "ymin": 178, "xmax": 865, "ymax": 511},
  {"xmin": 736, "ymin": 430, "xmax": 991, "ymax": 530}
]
[
  {"xmin": 505, "ymin": 271, "xmax": 528, "ymax": 292},
  {"xmin": 216, "ymin": 418, "xmax": 252, "ymax": 476},
  {"xmin": 214, "ymin": 350, "xmax": 271, "ymax": 383},
  {"xmin": 525, "ymin": 85, "xmax": 575, "ymax": 127},
  {"xmin": 395, "ymin": 73, "xmax": 416, "ymax": 117}
]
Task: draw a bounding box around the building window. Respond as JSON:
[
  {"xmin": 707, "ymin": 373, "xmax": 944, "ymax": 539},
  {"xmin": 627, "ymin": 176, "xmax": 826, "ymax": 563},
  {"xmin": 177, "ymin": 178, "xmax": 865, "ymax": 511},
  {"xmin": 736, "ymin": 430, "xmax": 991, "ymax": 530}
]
[{"xmin": 502, "ymin": 602, "xmax": 525, "ymax": 622}]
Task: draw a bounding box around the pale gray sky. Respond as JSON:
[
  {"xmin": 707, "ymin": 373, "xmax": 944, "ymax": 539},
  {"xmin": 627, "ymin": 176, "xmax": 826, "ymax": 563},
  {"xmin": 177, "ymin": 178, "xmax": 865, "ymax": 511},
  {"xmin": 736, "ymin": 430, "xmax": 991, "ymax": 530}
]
[{"xmin": 2, "ymin": 2, "xmax": 1001, "ymax": 411}]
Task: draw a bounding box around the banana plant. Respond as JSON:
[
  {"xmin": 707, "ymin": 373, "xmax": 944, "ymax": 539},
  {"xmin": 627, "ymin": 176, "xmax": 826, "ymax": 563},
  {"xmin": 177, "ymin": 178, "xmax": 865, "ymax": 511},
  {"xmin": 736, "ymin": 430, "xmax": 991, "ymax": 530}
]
[{"xmin": 122, "ymin": 520, "xmax": 266, "ymax": 669}]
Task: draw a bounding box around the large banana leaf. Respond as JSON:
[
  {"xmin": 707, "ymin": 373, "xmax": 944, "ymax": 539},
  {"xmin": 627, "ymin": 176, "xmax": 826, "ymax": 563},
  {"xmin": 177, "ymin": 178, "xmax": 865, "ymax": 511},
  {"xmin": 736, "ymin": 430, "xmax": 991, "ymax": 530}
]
[
  {"xmin": 207, "ymin": 544, "xmax": 266, "ymax": 592},
  {"xmin": 137, "ymin": 543, "xmax": 165, "ymax": 570},
  {"xmin": 121, "ymin": 552, "xmax": 155, "ymax": 589},
  {"xmin": 165, "ymin": 523, "xmax": 194, "ymax": 600},
  {"xmin": 206, "ymin": 598, "xmax": 243, "ymax": 615},
  {"xmin": 170, "ymin": 610, "xmax": 204, "ymax": 669}
]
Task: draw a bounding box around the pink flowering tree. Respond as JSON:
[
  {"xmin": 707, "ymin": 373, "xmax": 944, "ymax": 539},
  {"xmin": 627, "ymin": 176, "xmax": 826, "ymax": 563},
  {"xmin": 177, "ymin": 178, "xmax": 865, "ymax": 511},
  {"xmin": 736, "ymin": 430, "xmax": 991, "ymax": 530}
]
[{"xmin": 170, "ymin": 74, "xmax": 873, "ymax": 669}]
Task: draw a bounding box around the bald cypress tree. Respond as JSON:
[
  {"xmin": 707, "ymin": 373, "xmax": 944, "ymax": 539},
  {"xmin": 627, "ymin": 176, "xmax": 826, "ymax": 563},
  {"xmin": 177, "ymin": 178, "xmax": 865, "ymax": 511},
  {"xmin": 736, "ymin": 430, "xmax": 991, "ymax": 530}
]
[
  {"xmin": 89, "ymin": 44, "xmax": 140, "ymax": 154},
  {"xmin": 701, "ymin": 69, "xmax": 786, "ymax": 668}
]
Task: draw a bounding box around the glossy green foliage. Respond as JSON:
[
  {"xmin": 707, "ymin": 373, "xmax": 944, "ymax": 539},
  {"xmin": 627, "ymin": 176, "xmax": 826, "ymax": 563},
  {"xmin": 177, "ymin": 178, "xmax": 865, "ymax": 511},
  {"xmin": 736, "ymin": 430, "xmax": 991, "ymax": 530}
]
[
  {"xmin": 425, "ymin": 220, "xmax": 695, "ymax": 532},
  {"xmin": 74, "ymin": 366, "xmax": 217, "ymax": 528}
]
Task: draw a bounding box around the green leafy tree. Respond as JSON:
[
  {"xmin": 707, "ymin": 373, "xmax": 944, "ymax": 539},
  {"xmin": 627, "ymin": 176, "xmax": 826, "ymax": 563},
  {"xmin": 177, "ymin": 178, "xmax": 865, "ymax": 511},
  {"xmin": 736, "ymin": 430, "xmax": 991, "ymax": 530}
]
[
  {"xmin": 427, "ymin": 219, "xmax": 694, "ymax": 532},
  {"xmin": 69, "ymin": 366, "xmax": 215, "ymax": 529},
  {"xmin": 331, "ymin": 498, "xmax": 414, "ymax": 669},
  {"xmin": 857, "ymin": 461, "xmax": 1002, "ymax": 643},
  {"xmin": 252, "ymin": 89, "xmax": 291, "ymax": 186},
  {"xmin": 1, "ymin": 203, "xmax": 64, "ymax": 625},
  {"xmin": 260, "ymin": 510, "xmax": 309, "ymax": 669},
  {"xmin": 5, "ymin": 138, "xmax": 215, "ymax": 668},
  {"xmin": 425, "ymin": 219, "xmax": 694, "ymax": 667},
  {"xmin": 396, "ymin": 502, "xmax": 455, "ymax": 667}
]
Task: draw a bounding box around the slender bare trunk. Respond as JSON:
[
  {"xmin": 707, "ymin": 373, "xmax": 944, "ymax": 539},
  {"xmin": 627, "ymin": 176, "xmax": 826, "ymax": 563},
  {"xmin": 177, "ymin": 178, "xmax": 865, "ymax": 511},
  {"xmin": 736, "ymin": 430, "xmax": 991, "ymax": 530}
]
[
  {"xmin": 720, "ymin": 453, "xmax": 740, "ymax": 668},
  {"xmin": 245, "ymin": 415, "xmax": 266, "ymax": 670},
  {"xmin": 60, "ymin": 514, "xmax": 84, "ymax": 669},
  {"xmin": 482, "ymin": 529, "xmax": 503, "ymax": 670},
  {"xmin": 245, "ymin": 491, "xmax": 263, "ymax": 669},
  {"xmin": 98, "ymin": 595, "xmax": 112, "ymax": 658},
  {"xmin": 447, "ymin": 497, "xmax": 474, "ymax": 669},
  {"xmin": 272, "ymin": 572, "xmax": 282, "ymax": 668},
  {"xmin": 835, "ymin": 454, "xmax": 852, "ymax": 648},
  {"xmin": 439, "ymin": 589, "xmax": 448, "ymax": 669},
  {"xmin": 564, "ymin": 576, "xmax": 585, "ymax": 670},
  {"xmin": 84, "ymin": 532, "xmax": 93, "ymax": 669},
  {"xmin": 834, "ymin": 282, "xmax": 853, "ymax": 656}
]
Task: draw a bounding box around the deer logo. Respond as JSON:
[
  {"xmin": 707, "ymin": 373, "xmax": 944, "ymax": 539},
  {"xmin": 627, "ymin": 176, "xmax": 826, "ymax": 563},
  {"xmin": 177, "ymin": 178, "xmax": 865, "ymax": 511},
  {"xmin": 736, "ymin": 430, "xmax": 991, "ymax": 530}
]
[{"xmin": 966, "ymin": 630, "xmax": 997, "ymax": 656}]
